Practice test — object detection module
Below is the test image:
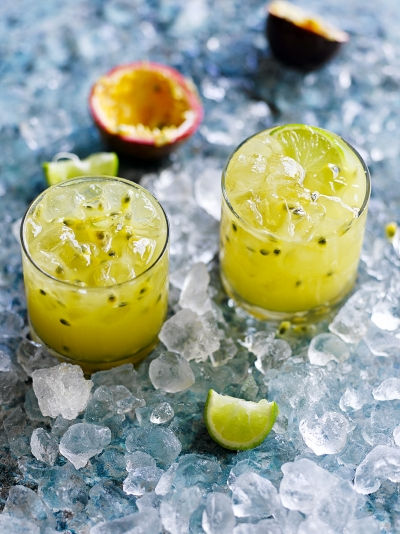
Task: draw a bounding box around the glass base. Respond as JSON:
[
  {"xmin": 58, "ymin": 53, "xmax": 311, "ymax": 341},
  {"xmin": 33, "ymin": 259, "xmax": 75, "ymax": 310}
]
[
  {"xmin": 30, "ymin": 324, "xmax": 158, "ymax": 374},
  {"xmin": 220, "ymin": 272, "xmax": 350, "ymax": 323}
]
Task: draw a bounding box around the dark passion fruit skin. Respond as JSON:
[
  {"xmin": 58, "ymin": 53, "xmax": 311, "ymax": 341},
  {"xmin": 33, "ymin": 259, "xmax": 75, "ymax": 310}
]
[{"xmin": 266, "ymin": 1, "xmax": 349, "ymax": 71}]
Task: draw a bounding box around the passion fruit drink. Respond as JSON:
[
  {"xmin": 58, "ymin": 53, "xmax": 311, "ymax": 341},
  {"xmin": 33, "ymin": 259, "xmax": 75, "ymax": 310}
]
[
  {"xmin": 220, "ymin": 124, "xmax": 370, "ymax": 319},
  {"xmin": 21, "ymin": 176, "xmax": 169, "ymax": 371}
]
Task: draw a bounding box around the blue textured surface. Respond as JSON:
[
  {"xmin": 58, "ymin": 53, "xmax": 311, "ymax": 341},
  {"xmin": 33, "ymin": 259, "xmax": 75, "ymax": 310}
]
[{"xmin": 1, "ymin": 0, "xmax": 400, "ymax": 532}]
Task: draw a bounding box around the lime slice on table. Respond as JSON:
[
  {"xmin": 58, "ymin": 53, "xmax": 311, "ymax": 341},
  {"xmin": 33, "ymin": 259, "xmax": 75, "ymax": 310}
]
[
  {"xmin": 43, "ymin": 152, "xmax": 119, "ymax": 186},
  {"xmin": 204, "ymin": 389, "xmax": 279, "ymax": 450}
]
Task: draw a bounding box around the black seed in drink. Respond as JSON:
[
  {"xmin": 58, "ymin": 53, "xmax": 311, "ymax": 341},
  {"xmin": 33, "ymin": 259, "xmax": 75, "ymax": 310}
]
[
  {"xmin": 119, "ymin": 302, "xmax": 128, "ymax": 307},
  {"xmin": 260, "ymin": 249, "xmax": 269, "ymax": 255},
  {"xmin": 246, "ymin": 246, "xmax": 255, "ymax": 252},
  {"xmin": 139, "ymin": 287, "xmax": 147, "ymax": 294},
  {"xmin": 56, "ymin": 265, "xmax": 64, "ymax": 275},
  {"xmin": 108, "ymin": 294, "xmax": 116, "ymax": 303},
  {"xmin": 62, "ymin": 346, "xmax": 70, "ymax": 352},
  {"xmin": 318, "ymin": 237, "xmax": 327, "ymax": 245},
  {"xmin": 295, "ymin": 280, "xmax": 302, "ymax": 287},
  {"xmin": 63, "ymin": 219, "xmax": 72, "ymax": 227},
  {"xmin": 273, "ymin": 249, "xmax": 281, "ymax": 255},
  {"xmin": 156, "ymin": 293, "xmax": 162, "ymax": 303},
  {"xmin": 225, "ymin": 235, "xmax": 230, "ymax": 243},
  {"xmin": 122, "ymin": 195, "xmax": 131, "ymax": 204},
  {"xmin": 126, "ymin": 232, "xmax": 132, "ymax": 240},
  {"xmin": 59, "ymin": 318, "xmax": 71, "ymax": 326},
  {"xmin": 232, "ymin": 223, "xmax": 237, "ymax": 232},
  {"xmin": 108, "ymin": 250, "xmax": 116, "ymax": 257},
  {"xmin": 84, "ymin": 205, "xmax": 93, "ymax": 209},
  {"xmin": 39, "ymin": 289, "xmax": 46, "ymax": 295},
  {"xmin": 326, "ymin": 271, "xmax": 334, "ymax": 277},
  {"xmin": 96, "ymin": 231, "xmax": 105, "ymax": 240}
]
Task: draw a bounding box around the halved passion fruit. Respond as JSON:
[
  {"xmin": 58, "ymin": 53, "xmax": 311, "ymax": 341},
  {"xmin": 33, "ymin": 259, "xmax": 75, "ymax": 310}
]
[
  {"xmin": 89, "ymin": 62, "xmax": 203, "ymax": 159},
  {"xmin": 266, "ymin": 1, "xmax": 349, "ymax": 71}
]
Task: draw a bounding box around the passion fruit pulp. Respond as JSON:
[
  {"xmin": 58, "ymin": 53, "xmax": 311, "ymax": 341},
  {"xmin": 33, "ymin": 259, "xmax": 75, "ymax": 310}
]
[
  {"xmin": 266, "ymin": 1, "xmax": 349, "ymax": 71},
  {"xmin": 89, "ymin": 62, "xmax": 203, "ymax": 159}
]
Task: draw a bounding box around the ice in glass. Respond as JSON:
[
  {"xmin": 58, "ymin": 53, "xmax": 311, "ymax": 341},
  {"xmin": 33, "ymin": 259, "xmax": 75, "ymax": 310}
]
[
  {"xmin": 20, "ymin": 176, "xmax": 169, "ymax": 371},
  {"xmin": 220, "ymin": 124, "xmax": 370, "ymax": 320}
]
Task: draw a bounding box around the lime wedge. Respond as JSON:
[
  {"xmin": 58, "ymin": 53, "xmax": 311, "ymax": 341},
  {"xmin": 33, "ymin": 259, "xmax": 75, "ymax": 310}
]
[
  {"xmin": 204, "ymin": 389, "xmax": 279, "ymax": 450},
  {"xmin": 43, "ymin": 152, "xmax": 119, "ymax": 186}
]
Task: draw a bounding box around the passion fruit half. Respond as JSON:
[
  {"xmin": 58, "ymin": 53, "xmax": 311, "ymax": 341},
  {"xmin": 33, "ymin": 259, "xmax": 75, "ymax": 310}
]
[
  {"xmin": 266, "ymin": 1, "xmax": 349, "ymax": 71},
  {"xmin": 89, "ymin": 62, "xmax": 203, "ymax": 159}
]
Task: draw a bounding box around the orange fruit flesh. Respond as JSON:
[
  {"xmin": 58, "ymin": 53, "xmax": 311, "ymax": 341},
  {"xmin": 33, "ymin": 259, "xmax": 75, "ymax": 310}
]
[{"xmin": 92, "ymin": 68, "xmax": 193, "ymax": 145}]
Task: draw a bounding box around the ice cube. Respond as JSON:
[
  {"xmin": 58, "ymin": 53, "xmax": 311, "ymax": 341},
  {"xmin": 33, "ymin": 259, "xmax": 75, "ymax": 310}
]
[
  {"xmin": 299, "ymin": 412, "xmax": 351, "ymax": 455},
  {"xmin": 3, "ymin": 485, "xmax": 56, "ymax": 531},
  {"xmin": 339, "ymin": 387, "xmax": 370, "ymax": 412},
  {"xmin": 30, "ymin": 428, "xmax": 58, "ymax": 466},
  {"xmin": 85, "ymin": 481, "xmax": 136, "ymax": 525},
  {"xmin": 38, "ymin": 463, "xmax": 88, "ymax": 513},
  {"xmin": 90, "ymin": 510, "xmax": 162, "ymax": 534},
  {"xmin": 159, "ymin": 310, "xmax": 220, "ymax": 362},
  {"xmin": 372, "ymin": 377, "xmax": 400, "ymax": 400},
  {"xmin": 85, "ymin": 385, "xmax": 143, "ymax": 423},
  {"xmin": 230, "ymin": 471, "xmax": 281, "ymax": 520},
  {"xmin": 32, "ymin": 363, "xmax": 93, "ymax": 420},
  {"xmin": 308, "ymin": 333, "xmax": 350, "ymax": 366},
  {"xmin": 125, "ymin": 426, "xmax": 181, "ymax": 467},
  {"xmin": 149, "ymin": 352, "xmax": 195, "ymax": 393},
  {"xmin": 0, "ymin": 515, "xmax": 40, "ymax": 534},
  {"xmin": 3, "ymin": 406, "xmax": 33, "ymax": 457},
  {"xmin": 179, "ymin": 262, "xmax": 212, "ymax": 315},
  {"xmin": 59, "ymin": 423, "xmax": 111, "ymax": 469},
  {"xmin": 160, "ymin": 486, "xmax": 202, "ymax": 534},
  {"xmin": 202, "ymin": 492, "xmax": 235, "ymax": 534},
  {"xmin": 91, "ymin": 363, "xmax": 141, "ymax": 395},
  {"xmin": 150, "ymin": 402, "xmax": 174, "ymax": 424},
  {"xmin": 393, "ymin": 425, "xmax": 400, "ymax": 446},
  {"xmin": 123, "ymin": 465, "xmax": 164, "ymax": 496},
  {"xmin": 125, "ymin": 451, "xmax": 156, "ymax": 472},
  {"xmin": 250, "ymin": 335, "xmax": 292, "ymax": 374},
  {"xmin": 329, "ymin": 284, "xmax": 381, "ymax": 344},
  {"xmin": 354, "ymin": 445, "xmax": 400, "ymax": 494}
]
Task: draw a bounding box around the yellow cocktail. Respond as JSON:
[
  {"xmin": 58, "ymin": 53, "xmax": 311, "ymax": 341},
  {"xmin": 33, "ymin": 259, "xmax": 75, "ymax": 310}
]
[
  {"xmin": 20, "ymin": 176, "xmax": 169, "ymax": 371},
  {"xmin": 220, "ymin": 124, "xmax": 370, "ymax": 319}
]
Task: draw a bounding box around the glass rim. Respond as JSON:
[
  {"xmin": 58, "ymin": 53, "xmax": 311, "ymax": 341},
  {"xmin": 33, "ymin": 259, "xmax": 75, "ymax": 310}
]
[
  {"xmin": 20, "ymin": 175, "xmax": 170, "ymax": 291},
  {"xmin": 221, "ymin": 125, "xmax": 371, "ymax": 240}
]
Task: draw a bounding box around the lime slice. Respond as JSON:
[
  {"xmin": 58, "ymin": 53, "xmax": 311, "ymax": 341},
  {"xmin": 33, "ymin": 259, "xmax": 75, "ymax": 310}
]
[
  {"xmin": 43, "ymin": 152, "xmax": 119, "ymax": 186},
  {"xmin": 204, "ymin": 389, "xmax": 279, "ymax": 450}
]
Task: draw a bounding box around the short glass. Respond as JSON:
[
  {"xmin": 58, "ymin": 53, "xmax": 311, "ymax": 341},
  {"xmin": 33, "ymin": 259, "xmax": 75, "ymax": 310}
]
[
  {"xmin": 20, "ymin": 176, "xmax": 169, "ymax": 372},
  {"xmin": 219, "ymin": 126, "xmax": 371, "ymax": 320}
]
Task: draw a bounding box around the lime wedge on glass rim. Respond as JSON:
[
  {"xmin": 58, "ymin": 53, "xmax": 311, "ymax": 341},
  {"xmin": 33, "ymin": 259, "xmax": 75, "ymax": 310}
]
[
  {"xmin": 204, "ymin": 389, "xmax": 279, "ymax": 450},
  {"xmin": 43, "ymin": 152, "xmax": 119, "ymax": 186}
]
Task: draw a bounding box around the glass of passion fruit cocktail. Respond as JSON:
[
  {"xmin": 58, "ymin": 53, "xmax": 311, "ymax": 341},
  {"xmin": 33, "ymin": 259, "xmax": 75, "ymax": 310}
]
[
  {"xmin": 20, "ymin": 176, "xmax": 169, "ymax": 371},
  {"xmin": 220, "ymin": 124, "xmax": 370, "ymax": 320}
]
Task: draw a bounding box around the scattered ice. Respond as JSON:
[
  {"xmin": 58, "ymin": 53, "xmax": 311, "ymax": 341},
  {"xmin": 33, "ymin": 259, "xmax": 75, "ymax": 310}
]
[
  {"xmin": 160, "ymin": 486, "xmax": 202, "ymax": 534},
  {"xmin": 299, "ymin": 412, "xmax": 351, "ymax": 455},
  {"xmin": 91, "ymin": 364, "xmax": 141, "ymax": 394},
  {"xmin": 159, "ymin": 310, "xmax": 221, "ymax": 361},
  {"xmin": 90, "ymin": 510, "xmax": 162, "ymax": 534},
  {"xmin": 3, "ymin": 485, "xmax": 56, "ymax": 531},
  {"xmin": 372, "ymin": 377, "xmax": 400, "ymax": 400},
  {"xmin": 280, "ymin": 459, "xmax": 358, "ymax": 531},
  {"xmin": 178, "ymin": 262, "xmax": 212, "ymax": 315},
  {"xmin": 393, "ymin": 425, "xmax": 400, "ymax": 446},
  {"xmin": 308, "ymin": 333, "xmax": 350, "ymax": 366},
  {"xmin": 17, "ymin": 338, "xmax": 57, "ymax": 376},
  {"xmin": 329, "ymin": 285, "xmax": 381, "ymax": 344},
  {"xmin": 123, "ymin": 465, "xmax": 164, "ymax": 496},
  {"xmin": 85, "ymin": 385, "xmax": 143, "ymax": 423},
  {"xmin": 0, "ymin": 515, "xmax": 40, "ymax": 534},
  {"xmin": 339, "ymin": 387, "xmax": 369, "ymax": 412},
  {"xmin": 59, "ymin": 423, "xmax": 111, "ymax": 469},
  {"xmin": 343, "ymin": 516, "xmax": 382, "ymax": 534},
  {"xmin": 230, "ymin": 471, "xmax": 281, "ymax": 520},
  {"xmin": 125, "ymin": 426, "xmax": 182, "ymax": 467},
  {"xmin": 150, "ymin": 402, "xmax": 174, "ymax": 424},
  {"xmin": 149, "ymin": 351, "xmax": 195, "ymax": 393},
  {"xmin": 32, "ymin": 363, "xmax": 93, "ymax": 420},
  {"xmin": 85, "ymin": 481, "xmax": 136, "ymax": 525},
  {"xmin": 30, "ymin": 428, "xmax": 58, "ymax": 466},
  {"xmin": 202, "ymin": 492, "xmax": 235, "ymax": 534},
  {"xmin": 354, "ymin": 445, "xmax": 400, "ymax": 494}
]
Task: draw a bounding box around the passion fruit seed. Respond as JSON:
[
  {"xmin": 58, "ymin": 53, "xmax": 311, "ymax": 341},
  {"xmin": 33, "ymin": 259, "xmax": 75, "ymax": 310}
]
[{"xmin": 385, "ymin": 222, "xmax": 397, "ymax": 240}]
